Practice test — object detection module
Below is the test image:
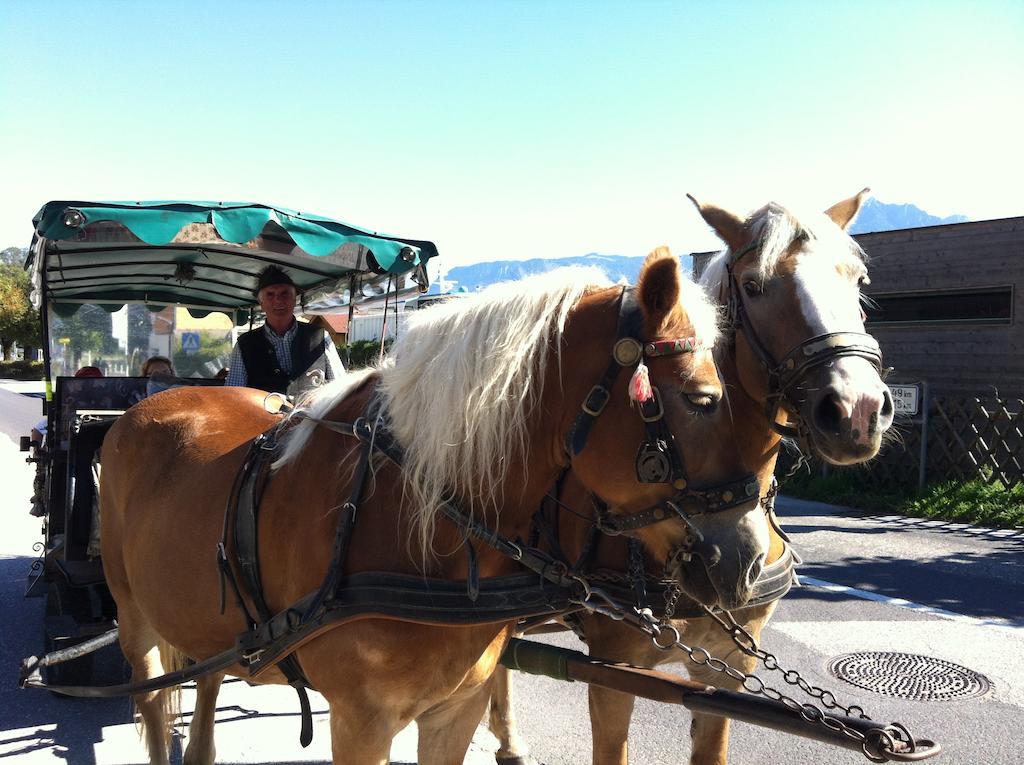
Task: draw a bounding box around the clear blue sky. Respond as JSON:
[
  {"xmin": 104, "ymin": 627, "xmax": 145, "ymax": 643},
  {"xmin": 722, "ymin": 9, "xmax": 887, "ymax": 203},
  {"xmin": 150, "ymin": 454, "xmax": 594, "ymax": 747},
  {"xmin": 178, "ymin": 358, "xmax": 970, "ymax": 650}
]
[{"xmin": 1, "ymin": 1, "xmax": 1021, "ymax": 271}]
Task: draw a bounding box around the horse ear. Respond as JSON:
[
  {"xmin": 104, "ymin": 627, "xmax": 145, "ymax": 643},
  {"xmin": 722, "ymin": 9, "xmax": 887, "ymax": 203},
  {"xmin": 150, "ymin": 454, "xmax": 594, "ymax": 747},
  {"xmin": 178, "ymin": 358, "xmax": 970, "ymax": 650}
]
[
  {"xmin": 637, "ymin": 247, "xmax": 681, "ymax": 333},
  {"xmin": 825, "ymin": 188, "xmax": 871, "ymax": 230},
  {"xmin": 687, "ymin": 194, "xmax": 748, "ymax": 252}
]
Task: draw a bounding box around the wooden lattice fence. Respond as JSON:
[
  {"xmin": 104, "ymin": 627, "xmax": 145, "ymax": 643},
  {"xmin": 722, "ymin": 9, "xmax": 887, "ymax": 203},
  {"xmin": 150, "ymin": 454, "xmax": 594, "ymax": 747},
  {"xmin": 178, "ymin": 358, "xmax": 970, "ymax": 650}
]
[
  {"xmin": 926, "ymin": 394, "xmax": 1024, "ymax": 488},
  {"xmin": 776, "ymin": 392, "xmax": 1024, "ymax": 491}
]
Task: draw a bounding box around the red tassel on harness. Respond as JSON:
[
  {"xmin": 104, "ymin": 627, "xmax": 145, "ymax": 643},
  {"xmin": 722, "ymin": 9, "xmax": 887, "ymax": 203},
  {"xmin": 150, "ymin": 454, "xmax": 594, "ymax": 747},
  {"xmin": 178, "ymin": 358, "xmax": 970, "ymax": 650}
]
[{"xmin": 629, "ymin": 360, "xmax": 653, "ymax": 403}]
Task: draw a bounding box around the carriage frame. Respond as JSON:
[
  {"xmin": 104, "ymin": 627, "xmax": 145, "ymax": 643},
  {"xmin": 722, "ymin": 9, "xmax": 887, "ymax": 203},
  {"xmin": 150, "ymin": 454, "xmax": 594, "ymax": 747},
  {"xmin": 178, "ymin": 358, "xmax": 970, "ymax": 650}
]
[{"xmin": 20, "ymin": 199, "xmax": 438, "ymax": 685}]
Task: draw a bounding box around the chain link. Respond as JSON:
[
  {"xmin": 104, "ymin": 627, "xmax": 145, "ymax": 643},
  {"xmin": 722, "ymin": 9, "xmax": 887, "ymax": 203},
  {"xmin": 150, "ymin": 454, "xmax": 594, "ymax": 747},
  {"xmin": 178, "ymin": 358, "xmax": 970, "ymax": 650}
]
[
  {"xmin": 661, "ymin": 550, "xmax": 879, "ymax": 750},
  {"xmin": 566, "ymin": 468, "xmax": 928, "ymax": 762}
]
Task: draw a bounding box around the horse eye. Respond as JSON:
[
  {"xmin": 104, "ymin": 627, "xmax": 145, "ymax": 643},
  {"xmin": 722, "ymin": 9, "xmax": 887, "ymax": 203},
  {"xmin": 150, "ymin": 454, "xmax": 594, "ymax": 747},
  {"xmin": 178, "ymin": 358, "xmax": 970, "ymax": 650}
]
[
  {"xmin": 683, "ymin": 392, "xmax": 718, "ymax": 412},
  {"xmin": 743, "ymin": 280, "xmax": 762, "ymax": 297}
]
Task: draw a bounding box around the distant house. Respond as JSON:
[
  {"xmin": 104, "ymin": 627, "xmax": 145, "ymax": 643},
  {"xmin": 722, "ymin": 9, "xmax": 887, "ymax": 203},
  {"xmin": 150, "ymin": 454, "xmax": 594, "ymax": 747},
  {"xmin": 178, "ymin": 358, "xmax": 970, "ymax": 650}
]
[
  {"xmin": 145, "ymin": 306, "xmax": 233, "ymax": 365},
  {"xmin": 304, "ymin": 314, "xmax": 349, "ymax": 345},
  {"xmin": 692, "ymin": 216, "xmax": 1024, "ymax": 396}
]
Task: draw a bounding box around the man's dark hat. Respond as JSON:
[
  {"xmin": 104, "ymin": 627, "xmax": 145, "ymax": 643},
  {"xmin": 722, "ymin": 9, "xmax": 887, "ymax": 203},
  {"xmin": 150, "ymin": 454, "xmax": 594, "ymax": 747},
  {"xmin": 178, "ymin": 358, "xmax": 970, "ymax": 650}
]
[{"xmin": 256, "ymin": 265, "xmax": 296, "ymax": 295}]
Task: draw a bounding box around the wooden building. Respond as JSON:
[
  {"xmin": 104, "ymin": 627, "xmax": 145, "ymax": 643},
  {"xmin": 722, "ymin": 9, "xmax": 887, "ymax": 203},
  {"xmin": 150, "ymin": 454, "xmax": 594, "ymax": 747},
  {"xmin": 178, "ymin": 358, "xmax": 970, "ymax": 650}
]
[
  {"xmin": 304, "ymin": 314, "xmax": 349, "ymax": 345},
  {"xmin": 856, "ymin": 216, "xmax": 1024, "ymax": 396},
  {"xmin": 691, "ymin": 215, "xmax": 1024, "ymax": 397}
]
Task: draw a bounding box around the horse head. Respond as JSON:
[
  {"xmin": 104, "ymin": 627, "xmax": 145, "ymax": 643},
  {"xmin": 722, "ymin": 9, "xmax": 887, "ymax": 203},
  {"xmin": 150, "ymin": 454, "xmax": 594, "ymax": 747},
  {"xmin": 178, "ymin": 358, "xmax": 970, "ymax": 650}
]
[
  {"xmin": 694, "ymin": 190, "xmax": 894, "ymax": 466},
  {"xmin": 565, "ymin": 249, "xmax": 769, "ymax": 610}
]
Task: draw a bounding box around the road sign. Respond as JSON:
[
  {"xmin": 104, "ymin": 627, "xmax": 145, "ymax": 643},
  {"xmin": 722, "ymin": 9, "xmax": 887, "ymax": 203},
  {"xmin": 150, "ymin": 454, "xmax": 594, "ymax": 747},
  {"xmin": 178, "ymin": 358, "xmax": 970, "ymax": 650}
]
[
  {"xmin": 888, "ymin": 384, "xmax": 920, "ymax": 416},
  {"xmin": 181, "ymin": 331, "xmax": 201, "ymax": 356}
]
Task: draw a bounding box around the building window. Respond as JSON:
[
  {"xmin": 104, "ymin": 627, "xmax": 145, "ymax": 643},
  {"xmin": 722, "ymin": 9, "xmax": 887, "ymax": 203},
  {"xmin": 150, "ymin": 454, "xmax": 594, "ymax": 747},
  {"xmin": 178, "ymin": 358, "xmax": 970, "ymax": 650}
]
[{"xmin": 865, "ymin": 286, "xmax": 1012, "ymax": 326}]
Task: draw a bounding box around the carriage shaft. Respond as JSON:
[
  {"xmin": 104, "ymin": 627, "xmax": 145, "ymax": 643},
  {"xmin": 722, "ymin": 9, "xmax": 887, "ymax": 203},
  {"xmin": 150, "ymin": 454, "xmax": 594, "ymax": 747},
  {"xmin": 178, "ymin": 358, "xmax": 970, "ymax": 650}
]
[{"xmin": 501, "ymin": 638, "xmax": 939, "ymax": 761}]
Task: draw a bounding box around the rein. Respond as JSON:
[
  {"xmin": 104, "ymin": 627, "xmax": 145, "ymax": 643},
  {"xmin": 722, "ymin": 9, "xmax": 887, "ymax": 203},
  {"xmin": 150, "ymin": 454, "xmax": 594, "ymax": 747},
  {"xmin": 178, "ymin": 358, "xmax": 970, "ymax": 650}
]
[{"xmin": 723, "ymin": 242, "xmax": 885, "ymax": 440}]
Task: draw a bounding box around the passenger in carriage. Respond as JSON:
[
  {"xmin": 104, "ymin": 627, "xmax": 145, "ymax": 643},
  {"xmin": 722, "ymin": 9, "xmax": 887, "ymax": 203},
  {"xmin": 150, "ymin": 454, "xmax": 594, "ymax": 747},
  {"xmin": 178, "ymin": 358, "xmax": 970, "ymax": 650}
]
[
  {"xmin": 225, "ymin": 265, "xmax": 344, "ymax": 395},
  {"xmin": 140, "ymin": 355, "xmax": 174, "ymax": 377},
  {"xmin": 140, "ymin": 355, "xmax": 178, "ymax": 397}
]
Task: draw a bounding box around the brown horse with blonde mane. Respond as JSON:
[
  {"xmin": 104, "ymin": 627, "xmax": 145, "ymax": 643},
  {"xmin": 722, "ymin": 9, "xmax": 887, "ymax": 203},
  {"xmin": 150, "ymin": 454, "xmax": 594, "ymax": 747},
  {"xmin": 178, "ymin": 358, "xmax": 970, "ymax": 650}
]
[
  {"xmin": 488, "ymin": 190, "xmax": 894, "ymax": 765},
  {"xmin": 100, "ymin": 251, "xmax": 771, "ymax": 764}
]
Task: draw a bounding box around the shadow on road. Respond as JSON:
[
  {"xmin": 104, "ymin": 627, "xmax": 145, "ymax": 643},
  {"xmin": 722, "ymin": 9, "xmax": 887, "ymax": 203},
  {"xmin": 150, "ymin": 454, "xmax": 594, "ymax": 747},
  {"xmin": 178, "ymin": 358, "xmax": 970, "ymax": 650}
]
[
  {"xmin": 0, "ymin": 556, "xmax": 132, "ymax": 765},
  {"xmin": 785, "ymin": 548, "xmax": 1024, "ymax": 622}
]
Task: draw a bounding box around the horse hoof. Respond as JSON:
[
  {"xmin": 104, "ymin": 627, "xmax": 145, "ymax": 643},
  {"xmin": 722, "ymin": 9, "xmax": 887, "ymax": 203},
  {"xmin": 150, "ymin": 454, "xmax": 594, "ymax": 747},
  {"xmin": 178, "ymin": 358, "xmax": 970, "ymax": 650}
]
[{"xmin": 496, "ymin": 757, "xmax": 544, "ymax": 765}]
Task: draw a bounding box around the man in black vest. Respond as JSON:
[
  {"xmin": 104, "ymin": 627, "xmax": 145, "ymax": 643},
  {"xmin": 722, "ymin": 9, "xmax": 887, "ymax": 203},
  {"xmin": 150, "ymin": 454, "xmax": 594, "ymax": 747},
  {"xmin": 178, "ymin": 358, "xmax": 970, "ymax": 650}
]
[{"xmin": 225, "ymin": 266, "xmax": 344, "ymax": 394}]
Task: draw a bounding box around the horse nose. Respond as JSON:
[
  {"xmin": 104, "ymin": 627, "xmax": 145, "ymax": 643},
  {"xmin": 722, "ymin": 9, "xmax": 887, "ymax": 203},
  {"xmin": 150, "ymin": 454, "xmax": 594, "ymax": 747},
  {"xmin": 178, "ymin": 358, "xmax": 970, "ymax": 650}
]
[
  {"xmin": 878, "ymin": 386, "xmax": 895, "ymax": 430},
  {"xmin": 813, "ymin": 387, "xmax": 891, "ymax": 444},
  {"xmin": 812, "ymin": 389, "xmax": 849, "ymax": 436}
]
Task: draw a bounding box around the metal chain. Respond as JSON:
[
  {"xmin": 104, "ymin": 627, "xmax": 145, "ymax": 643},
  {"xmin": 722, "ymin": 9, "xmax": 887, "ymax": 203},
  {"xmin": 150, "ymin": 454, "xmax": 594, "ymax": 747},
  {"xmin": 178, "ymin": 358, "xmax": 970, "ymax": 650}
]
[
  {"xmin": 663, "ymin": 579, "xmax": 683, "ymax": 621},
  {"xmin": 701, "ymin": 606, "xmax": 869, "ymax": 719},
  {"xmin": 767, "ymin": 448, "xmax": 811, "ymax": 507},
  {"xmin": 563, "ymin": 454, "xmax": 923, "ymax": 761},
  {"xmin": 571, "ymin": 587, "xmax": 917, "ymax": 763},
  {"xmin": 646, "ymin": 609, "xmax": 914, "ymax": 763}
]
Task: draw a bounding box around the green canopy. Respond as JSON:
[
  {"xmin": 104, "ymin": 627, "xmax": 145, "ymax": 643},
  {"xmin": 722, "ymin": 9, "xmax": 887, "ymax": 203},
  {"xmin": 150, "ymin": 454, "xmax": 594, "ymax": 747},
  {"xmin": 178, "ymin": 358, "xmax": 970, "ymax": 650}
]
[{"xmin": 28, "ymin": 200, "xmax": 438, "ymax": 320}]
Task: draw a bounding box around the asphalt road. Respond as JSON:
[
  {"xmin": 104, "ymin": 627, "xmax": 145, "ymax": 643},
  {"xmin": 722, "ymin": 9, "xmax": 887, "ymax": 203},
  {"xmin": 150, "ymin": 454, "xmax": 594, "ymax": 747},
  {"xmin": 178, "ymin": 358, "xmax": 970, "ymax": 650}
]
[{"xmin": 2, "ymin": 383, "xmax": 1022, "ymax": 764}]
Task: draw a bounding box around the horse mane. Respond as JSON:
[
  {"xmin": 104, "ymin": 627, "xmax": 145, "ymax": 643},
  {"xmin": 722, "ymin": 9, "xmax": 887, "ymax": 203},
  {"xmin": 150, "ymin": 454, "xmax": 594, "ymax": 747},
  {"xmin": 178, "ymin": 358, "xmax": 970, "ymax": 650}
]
[
  {"xmin": 277, "ymin": 266, "xmax": 611, "ymax": 555},
  {"xmin": 699, "ymin": 201, "xmax": 867, "ymax": 292}
]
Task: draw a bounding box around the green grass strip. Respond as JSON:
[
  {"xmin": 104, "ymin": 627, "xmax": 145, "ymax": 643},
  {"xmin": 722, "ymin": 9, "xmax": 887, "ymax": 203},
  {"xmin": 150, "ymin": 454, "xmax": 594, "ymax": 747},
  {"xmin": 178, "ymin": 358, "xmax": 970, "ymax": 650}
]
[{"xmin": 781, "ymin": 469, "xmax": 1024, "ymax": 529}]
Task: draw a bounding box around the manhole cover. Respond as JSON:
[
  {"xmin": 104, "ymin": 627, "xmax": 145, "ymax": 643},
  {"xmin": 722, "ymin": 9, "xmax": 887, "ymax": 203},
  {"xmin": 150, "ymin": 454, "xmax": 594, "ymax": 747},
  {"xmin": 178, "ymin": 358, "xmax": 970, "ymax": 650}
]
[{"xmin": 828, "ymin": 652, "xmax": 990, "ymax": 701}]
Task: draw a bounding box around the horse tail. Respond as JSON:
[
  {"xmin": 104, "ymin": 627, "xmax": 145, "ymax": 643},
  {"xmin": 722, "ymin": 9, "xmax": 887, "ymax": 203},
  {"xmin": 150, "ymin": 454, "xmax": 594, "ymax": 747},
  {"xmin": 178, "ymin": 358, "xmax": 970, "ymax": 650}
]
[
  {"xmin": 157, "ymin": 638, "xmax": 186, "ymax": 737},
  {"xmin": 134, "ymin": 638, "xmax": 186, "ymax": 748}
]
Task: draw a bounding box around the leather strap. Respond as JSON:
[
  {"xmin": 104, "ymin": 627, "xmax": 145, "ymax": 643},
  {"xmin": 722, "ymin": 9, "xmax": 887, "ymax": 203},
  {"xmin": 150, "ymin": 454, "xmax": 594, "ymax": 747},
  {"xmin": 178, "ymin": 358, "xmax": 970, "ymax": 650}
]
[{"xmin": 566, "ymin": 288, "xmax": 640, "ymax": 456}]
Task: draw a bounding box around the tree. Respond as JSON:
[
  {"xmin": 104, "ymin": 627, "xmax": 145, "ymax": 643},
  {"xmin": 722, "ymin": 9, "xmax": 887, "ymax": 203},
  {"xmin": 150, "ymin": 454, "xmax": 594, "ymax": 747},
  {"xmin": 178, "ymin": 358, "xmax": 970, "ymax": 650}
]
[
  {"xmin": 0, "ymin": 263, "xmax": 39, "ymax": 360},
  {"xmin": 127, "ymin": 304, "xmax": 153, "ymax": 356},
  {"xmin": 51, "ymin": 304, "xmax": 113, "ymax": 368},
  {"xmin": 0, "ymin": 246, "xmax": 27, "ymax": 267}
]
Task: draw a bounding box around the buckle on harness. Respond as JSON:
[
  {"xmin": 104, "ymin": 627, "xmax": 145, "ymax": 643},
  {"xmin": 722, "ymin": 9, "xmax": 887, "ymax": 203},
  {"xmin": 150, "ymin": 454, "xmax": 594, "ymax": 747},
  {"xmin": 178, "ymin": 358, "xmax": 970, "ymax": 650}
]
[
  {"xmin": 242, "ymin": 647, "xmax": 266, "ymax": 664},
  {"xmin": 582, "ymin": 385, "xmax": 610, "ymax": 416},
  {"xmin": 639, "ymin": 388, "xmax": 665, "ymax": 422}
]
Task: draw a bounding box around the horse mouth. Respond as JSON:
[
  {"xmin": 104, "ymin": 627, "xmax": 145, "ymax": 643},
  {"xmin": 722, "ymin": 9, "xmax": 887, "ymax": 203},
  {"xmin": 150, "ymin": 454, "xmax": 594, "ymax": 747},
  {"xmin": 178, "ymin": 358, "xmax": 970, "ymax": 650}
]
[
  {"xmin": 807, "ymin": 423, "xmax": 883, "ymax": 465},
  {"xmin": 670, "ymin": 560, "xmax": 721, "ymax": 609}
]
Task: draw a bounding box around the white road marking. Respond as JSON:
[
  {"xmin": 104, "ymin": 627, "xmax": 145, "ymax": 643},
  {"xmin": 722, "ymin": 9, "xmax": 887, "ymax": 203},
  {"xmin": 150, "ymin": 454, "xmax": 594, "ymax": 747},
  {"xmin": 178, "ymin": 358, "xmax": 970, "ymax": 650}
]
[{"xmin": 799, "ymin": 575, "xmax": 1024, "ymax": 633}]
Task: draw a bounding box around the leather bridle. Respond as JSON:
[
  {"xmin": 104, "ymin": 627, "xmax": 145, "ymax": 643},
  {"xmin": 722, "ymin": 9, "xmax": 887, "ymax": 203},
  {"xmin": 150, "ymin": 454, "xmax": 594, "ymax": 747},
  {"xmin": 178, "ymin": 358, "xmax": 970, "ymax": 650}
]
[
  {"xmin": 723, "ymin": 242, "xmax": 885, "ymax": 440},
  {"xmin": 564, "ymin": 287, "xmax": 760, "ymax": 562}
]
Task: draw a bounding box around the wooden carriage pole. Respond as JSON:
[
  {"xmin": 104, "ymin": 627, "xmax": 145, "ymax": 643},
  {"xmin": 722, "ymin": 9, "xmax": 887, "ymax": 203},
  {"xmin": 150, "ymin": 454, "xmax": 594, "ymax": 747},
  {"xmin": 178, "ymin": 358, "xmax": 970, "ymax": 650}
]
[{"xmin": 501, "ymin": 638, "xmax": 940, "ymax": 761}]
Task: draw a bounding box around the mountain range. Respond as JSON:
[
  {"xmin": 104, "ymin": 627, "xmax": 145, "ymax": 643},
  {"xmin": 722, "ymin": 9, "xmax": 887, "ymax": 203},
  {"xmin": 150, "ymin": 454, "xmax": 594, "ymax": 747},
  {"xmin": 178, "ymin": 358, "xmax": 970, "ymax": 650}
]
[
  {"xmin": 442, "ymin": 200, "xmax": 967, "ymax": 292},
  {"xmin": 848, "ymin": 198, "xmax": 968, "ymax": 234},
  {"xmin": 441, "ymin": 254, "xmax": 669, "ymax": 294}
]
